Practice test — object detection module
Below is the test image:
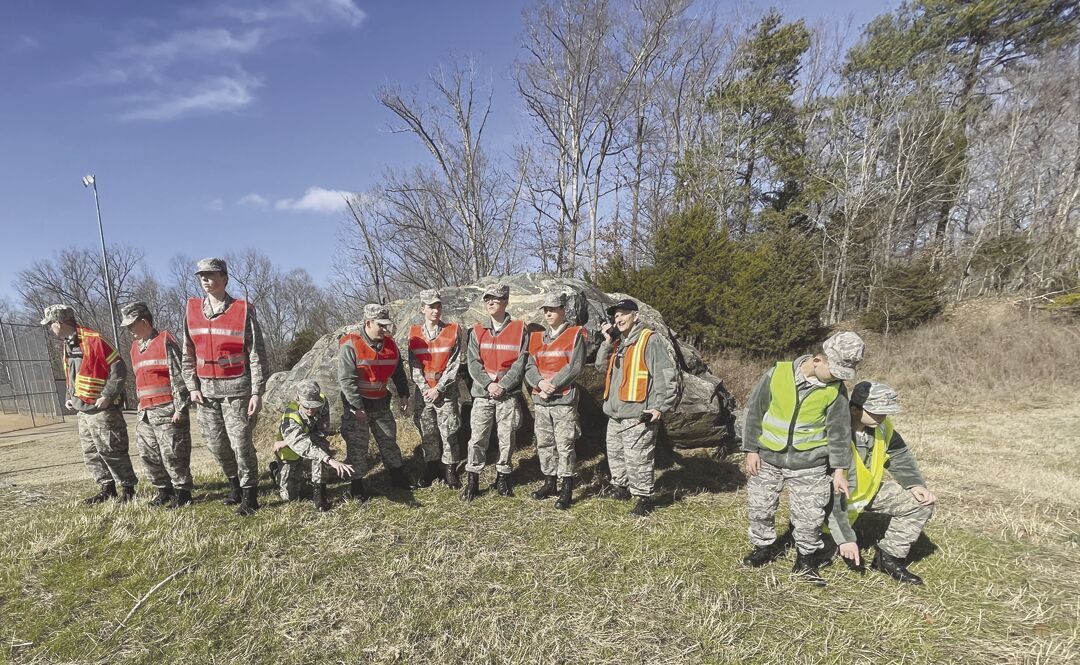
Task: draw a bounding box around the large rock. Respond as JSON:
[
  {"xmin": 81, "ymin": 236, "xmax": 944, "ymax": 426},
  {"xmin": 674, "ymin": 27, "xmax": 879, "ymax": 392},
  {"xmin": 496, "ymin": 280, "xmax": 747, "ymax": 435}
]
[{"xmin": 255, "ymin": 274, "xmax": 737, "ymax": 451}]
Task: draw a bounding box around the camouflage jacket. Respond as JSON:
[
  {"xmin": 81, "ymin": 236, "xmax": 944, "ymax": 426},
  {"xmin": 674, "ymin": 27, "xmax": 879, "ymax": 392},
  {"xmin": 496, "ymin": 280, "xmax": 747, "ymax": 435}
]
[
  {"xmin": 524, "ymin": 323, "xmax": 587, "ymax": 407},
  {"xmin": 594, "ymin": 323, "xmax": 678, "ymax": 420}
]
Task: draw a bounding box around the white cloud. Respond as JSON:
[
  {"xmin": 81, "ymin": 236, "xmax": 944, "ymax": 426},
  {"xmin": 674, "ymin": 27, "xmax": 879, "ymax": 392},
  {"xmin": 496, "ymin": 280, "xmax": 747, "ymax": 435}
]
[
  {"xmin": 221, "ymin": 0, "xmax": 366, "ymax": 28},
  {"xmin": 275, "ymin": 186, "xmax": 354, "ymax": 213},
  {"xmin": 238, "ymin": 193, "xmax": 270, "ymax": 208},
  {"xmin": 207, "ymin": 198, "xmax": 225, "ymax": 211},
  {"xmin": 119, "ymin": 73, "xmax": 261, "ymax": 121},
  {"xmin": 123, "ymin": 28, "xmax": 262, "ymax": 66}
]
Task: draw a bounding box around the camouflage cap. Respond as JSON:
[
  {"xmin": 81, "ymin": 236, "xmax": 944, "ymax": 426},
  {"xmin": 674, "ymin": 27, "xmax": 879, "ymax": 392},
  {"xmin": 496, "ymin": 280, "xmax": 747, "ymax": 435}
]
[
  {"xmin": 363, "ymin": 303, "xmax": 392, "ymax": 324},
  {"xmin": 418, "ymin": 289, "xmax": 442, "ymax": 305},
  {"xmin": 821, "ymin": 331, "xmax": 864, "ymax": 380},
  {"xmin": 295, "ymin": 379, "xmax": 325, "ymax": 409},
  {"xmin": 539, "ymin": 292, "xmax": 567, "ymax": 310},
  {"xmin": 850, "ymin": 380, "xmax": 902, "ymax": 415},
  {"xmin": 482, "ymin": 283, "xmax": 510, "ymax": 299},
  {"xmin": 194, "ymin": 257, "xmax": 228, "ymax": 275},
  {"xmin": 39, "ymin": 304, "xmax": 75, "ymax": 326},
  {"xmin": 119, "ymin": 301, "xmax": 152, "ymax": 327}
]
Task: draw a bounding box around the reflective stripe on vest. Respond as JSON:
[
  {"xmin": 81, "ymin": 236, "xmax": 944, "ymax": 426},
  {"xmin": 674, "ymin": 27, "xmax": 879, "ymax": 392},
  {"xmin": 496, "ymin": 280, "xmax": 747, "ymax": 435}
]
[
  {"xmin": 757, "ymin": 361, "xmax": 840, "ymax": 452},
  {"xmin": 408, "ymin": 323, "xmax": 459, "ymax": 388},
  {"xmin": 528, "ymin": 326, "xmax": 583, "ymax": 396},
  {"xmin": 186, "ymin": 297, "xmax": 248, "ymax": 379},
  {"xmin": 131, "ymin": 331, "xmax": 175, "ymax": 410},
  {"xmin": 342, "ymin": 333, "xmax": 400, "ymax": 399},
  {"xmin": 67, "ymin": 326, "xmax": 118, "ymax": 404},
  {"xmin": 473, "ymin": 320, "xmax": 525, "ymax": 382},
  {"xmin": 845, "ymin": 419, "xmax": 893, "ymax": 521},
  {"xmin": 603, "ymin": 329, "xmax": 653, "ymax": 403},
  {"xmin": 275, "ymin": 398, "xmax": 324, "ymax": 462}
]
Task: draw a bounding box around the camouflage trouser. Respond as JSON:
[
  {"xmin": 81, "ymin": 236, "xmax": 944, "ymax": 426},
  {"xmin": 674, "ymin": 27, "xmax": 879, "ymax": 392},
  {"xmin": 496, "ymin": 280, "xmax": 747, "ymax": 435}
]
[
  {"xmin": 466, "ymin": 395, "xmax": 520, "ymax": 475},
  {"xmin": 413, "ymin": 388, "xmax": 460, "ymax": 464},
  {"xmin": 276, "ymin": 454, "xmax": 336, "ymax": 501},
  {"xmin": 197, "ymin": 395, "xmax": 259, "ymax": 488},
  {"xmin": 747, "ymin": 460, "xmax": 831, "ymax": 555},
  {"xmin": 341, "ymin": 400, "xmax": 402, "ymax": 475},
  {"xmin": 135, "ymin": 405, "xmax": 193, "ymax": 489},
  {"xmin": 534, "ymin": 403, "xmax": 579, "ymax": 478},
  {"xmin": 863, "ymin": 480, "xmax": 935, "ymax": 558},
  {"xmin": 605, "ymin": 417, "xmax": 656, "ymax": 497},
  {"xmin": 78, "ymin": 407, "xmax": 137, "ymax": 487}
]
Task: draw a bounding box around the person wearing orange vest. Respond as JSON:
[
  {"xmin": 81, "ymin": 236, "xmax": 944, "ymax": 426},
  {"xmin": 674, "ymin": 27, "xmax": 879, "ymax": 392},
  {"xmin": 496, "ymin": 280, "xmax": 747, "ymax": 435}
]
[
  {"xmin": 825, "ymin": 381, "xmax": 935, "ymax": 584},
  {"xmin": 524, "ymin": 292, "xmax": 587, "ymax": 510},
  {"xmin": 596, "ymin": 299, "xmax": 678, "ymax": 517},
  {"xmin": 42, "ymin": 304, "xmax": 137, "ymax": 505},
  {"xmin": 181, "ymin": 257, "xmax": 270, "ymax": 517},
  {"xmin": 407, "ymin": 289, "xmax": 464, "ymax": 489},
  {"xmin": 463, "ymin": 282, "xmax": 529, "ymax": 501},
  {"xmin": 121, "ymin": 302, "xmax": 193, "ymax": 509},
  {"xmin": 337, "ymin": 303, "xmax": 412, "ymax": 499}
]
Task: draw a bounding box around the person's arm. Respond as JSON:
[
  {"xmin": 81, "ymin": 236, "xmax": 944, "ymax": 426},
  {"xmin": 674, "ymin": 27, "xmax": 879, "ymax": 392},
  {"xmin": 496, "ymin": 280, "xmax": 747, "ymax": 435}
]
[
  {"xmin": 741, "ymin": 371, "xmax": 773, "ymax": 454},
  {"xmin": 885, "ymin": 430, "xmax": 926, "ymax": 488},
  {"xmin": 643, "ymin": 334, "xmax": 678, "ymax": 413},
  {"xmin": 434, "ymin": 329, "xmax": 462, "ymax": 394},
  {"xmin": 497, "ymin": 326, "xmax": 530, "ymax": 391},
  {"xmin": 595, "ymin": 337, "xmax": 612, "ymax": 367},
  {"xmin": 246, "ymin": 303, "xmax": 270, "ymax": 396},
  {"xmin": 548, "ymin": 329, "xmax": 587, "ymax": 390},
  {"xmin": 825, "ymin": 391, "xmax": 852, "ymax": 470},
  {"xmin": 165, "ymin": 335, "xmax": 191, "ymax": 412},
  {"xmin": 466, "ymin": 327, "xmax": 489, "ymax": 386},
  {"xmin": 336, "ymin": 340, "xmax": 365, "ymax": 409},
  {"xmin": 181, "ymin": 312, "xmax": 200, "ymax": 393},
  {"xmin": 100, "ymin": 340, "xmax": 126, "ymax": 402},
  {"xmin": 389, "ymin": 349, "xmax": 410, "ymax": 398},
  {"xmin": 408, "ymin": 345, "xmax": 428, "ymax": 392},
  {"xmin": 524, "ymin": 343, "xmax": 542, "ymax": 390},
  {"xmin": 279, "ymin": 417, "xmax": 332, "ymax": 463},
  {"xmin": 825, "ymin": 490, "xmax": 858, "ymax": 545}
]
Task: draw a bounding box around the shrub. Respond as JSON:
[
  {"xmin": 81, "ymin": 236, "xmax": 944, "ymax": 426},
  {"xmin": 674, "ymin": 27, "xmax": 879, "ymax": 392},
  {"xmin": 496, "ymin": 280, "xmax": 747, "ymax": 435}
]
[{"xmin": 860, "ymin": 256, "xmax": 944, "ymax": 333}]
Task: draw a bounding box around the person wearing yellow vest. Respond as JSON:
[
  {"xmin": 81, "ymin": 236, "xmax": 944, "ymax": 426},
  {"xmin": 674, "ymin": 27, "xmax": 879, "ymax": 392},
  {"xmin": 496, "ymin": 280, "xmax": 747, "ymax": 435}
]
[
  {"xmin": 825, "ymin": 381, "xmax": 935, "ymax": 584},
  {"xmin": 463, "ymin": 283, "xmax": 529, "ymax": 501},
  {"xmin": 121, "ymin": 301, "xmax": 193, "ymax": 509},
  {"xmin": 270, "ymin": 380, "xmax": 355, "ymax": 512},
  {"xmin": 407, "ymin": 289, "xmax": 464, "ymax": 489},
  {"xmin": 524, "ymin": 292, "xmax": 587, "ymax": 510},
  {"xmin": 741, "ymin": 331, "xmax": 865, "ymax": 586},
  {"xmin": 42, "ymin": 304, "xmax": 137, "ymax": 505},
  {"xmin": 595, "ymin": 298, "xmax": 678, "ymax": 517},
  {"xmin": 182, "ymin": 258, "xmax": 270, "ymax": 517},
  {"xmin": 337, "ymin": 303, "xmax": 412, "ymax": 500}
]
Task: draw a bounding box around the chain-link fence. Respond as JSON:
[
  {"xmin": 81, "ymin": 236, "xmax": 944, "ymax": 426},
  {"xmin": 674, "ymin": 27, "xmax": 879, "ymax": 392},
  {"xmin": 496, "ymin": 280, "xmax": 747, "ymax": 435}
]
[{"xmin": 0, "ymin": 319, "xmax": 66, "ymax": 432}]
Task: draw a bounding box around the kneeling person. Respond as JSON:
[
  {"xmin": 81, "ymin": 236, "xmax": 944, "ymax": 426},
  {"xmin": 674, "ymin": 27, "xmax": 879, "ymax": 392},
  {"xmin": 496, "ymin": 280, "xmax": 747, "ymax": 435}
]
[
  {"xmin": 826, "ymin": 381, "xmax": 936, "ymax": 584},
  {"xmin": 271, "ymin": 380, "xmax": 354, "ymax": 512}
]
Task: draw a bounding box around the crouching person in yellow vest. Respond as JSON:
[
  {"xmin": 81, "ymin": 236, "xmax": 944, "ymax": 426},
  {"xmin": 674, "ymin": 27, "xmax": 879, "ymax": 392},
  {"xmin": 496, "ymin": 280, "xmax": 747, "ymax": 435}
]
[
  {"xmin": 596, "ymin": 299, "xmax": 679, "ymax": 517},
  {"xmin": 825, "ymin": 381, "xmax": 936, "ymax": 584},
  {"xmin": 741, "ymin": 331, "xmax": 865, "ymax": 586},
  {"xmin": 270, "ymin": 380, "xmax": 355, "ymax": 512}
]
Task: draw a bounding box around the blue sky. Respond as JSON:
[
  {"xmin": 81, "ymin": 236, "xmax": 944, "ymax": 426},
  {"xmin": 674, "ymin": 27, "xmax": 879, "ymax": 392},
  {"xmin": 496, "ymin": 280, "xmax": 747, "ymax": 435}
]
[{"xmin": 0, "ymin": 0, "xmax": 894, "ymax": 305}]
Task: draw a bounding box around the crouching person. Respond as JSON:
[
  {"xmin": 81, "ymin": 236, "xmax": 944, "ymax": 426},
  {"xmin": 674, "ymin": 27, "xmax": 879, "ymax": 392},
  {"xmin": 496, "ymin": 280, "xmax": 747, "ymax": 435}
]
[
  {"xmin": 270, "ymin": 380, "xmax": 354, "ymax": 512},
  {"xmin": 826, "ymin": 381, "xmax": 936, "ymax": 584}
]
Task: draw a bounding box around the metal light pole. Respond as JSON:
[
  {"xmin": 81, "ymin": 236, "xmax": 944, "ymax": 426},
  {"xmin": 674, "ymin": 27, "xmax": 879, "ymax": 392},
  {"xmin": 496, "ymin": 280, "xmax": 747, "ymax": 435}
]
[{"xmin": 82, "ymin": 174, "xmax": 122, "ymax": 349}]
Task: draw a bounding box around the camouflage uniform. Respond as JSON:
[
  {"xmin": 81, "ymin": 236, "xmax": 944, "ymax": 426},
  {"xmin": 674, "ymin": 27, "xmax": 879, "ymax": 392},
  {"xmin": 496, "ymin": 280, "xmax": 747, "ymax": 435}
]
[
  {"xmin": 133, "ymin": 331, "xmax": 193, "ymax": 490},
  {"xmin": 595, "ymin": 307, "xmax": 679, "ymax": 499},
  {"xmin": 742, "ymin": 332, "xmax": 864, "ymax": 555},
  {"xmin": 337, "ymin": 306, "xmax": 410, "ymax": 476},
  {"xmin": 408, "ymin": 291, "xmax": 463, "ymax": 466},
  {"xmin": 181, "ymin": 259, "xmax": 270, "ymax": 490},
  {"xmin": 275, "ymin": 383, "xmax": 338, "ymax": 501}
]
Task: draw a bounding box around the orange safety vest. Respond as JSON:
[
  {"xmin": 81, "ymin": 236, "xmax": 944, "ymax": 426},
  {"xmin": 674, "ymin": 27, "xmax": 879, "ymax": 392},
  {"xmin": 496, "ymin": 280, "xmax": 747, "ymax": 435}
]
[
  {"xmin": 408, "ymin": 323, "xmax": 459, "ymax": 388},
  {"xmin": 603, "ymin": 329, "xmax": 654, "ymax": 403},
  {"xmin": 65, "ymin": 326, "xmax": 120, "ymax": 404},
  {"xmin": 186, "ymin": 297, "xmax": 248, "ymax": 379},
  {"xmin": 473, "ymin": 319, "xmax": 526, "ymax": 382},
  {"xmin": 342, "ymin": 333, "xmax": 400, "ymax": 399},
  {"xmin": 528, "ymin": 326, "xmax": 584, "ymax": 395},
  {"xmin": 131, "ymin": 332, "xmax": 175, "ymax": 411}
]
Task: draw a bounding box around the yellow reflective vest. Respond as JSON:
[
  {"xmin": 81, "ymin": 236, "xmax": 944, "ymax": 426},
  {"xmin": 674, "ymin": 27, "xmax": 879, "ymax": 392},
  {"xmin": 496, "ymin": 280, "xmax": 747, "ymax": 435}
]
[
  {"xmin": 758, "ymin": 361, "xmax": 840, "ymax": 452},
  {"xmin": 844, "ymin": 418, "xmax": 893, "ymax": 523},
  {"xmin": 276, "ymin": 399, "xmax": 324, "ymax": 462}
]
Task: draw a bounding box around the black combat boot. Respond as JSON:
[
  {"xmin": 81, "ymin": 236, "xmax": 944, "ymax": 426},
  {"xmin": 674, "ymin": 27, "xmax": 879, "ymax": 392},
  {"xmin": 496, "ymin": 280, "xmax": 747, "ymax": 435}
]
[
  {"xmin": 268, "ymin": 461, "xmax": 281, "ymax": 488},
  {"xmin": 235, "ymin": 486, "xmax": 260, "ymax": 516},
  {"xmin": 444, "ymin": 462, "xmax": 462, "ymax": 489},
  {"xmin": 119, "ymin": 485, "xmax": 137, "ymax": 504},
  {"xmin": 350, "ymin": 478, "xmax": 368, "ymax": 502},
  {"xmin": 462, "ymin": 471, "xmax": 480, "ymax": 501},
  {"xmin": 83, "ymin": 481, "xmax": 117, "ymax": 505},
  {"xmin": 168, "ymin": 488, "xmax": 194, "ymax": 509},
  {"xmin": 495, "ymin": 472, "xmax": 514, "ymax": 497},
  {"xmin": 610, "ymin": 484, "xmax": 631, "ymax": 501},
  {"xmin": 313, "ymin": 484, "xmax": 331, "ymax": 513},
  {"xmin": 416, "ymin": 461, "xmax": 440, "ymax": 488},
  {"xmin": 871, "ymin": 547, "xmax": 924, "ymax": 585},
  {"xmin": 554, "ymin": 477, "xmax": 574, "ymax": 510},
  {"xmin": 149, "ymin": 486, "xmax": 173, "ymax": 507},
  {"xmin": 389, "ymin": 465, "xmax": 415, "ymax": 490},
  {"xmin": 223, "ymin": 476, "xmax": 242, "ymax": 506},
  {"xmin": 531, "ymin": 476, "xmax": 558, "ymax": 500},
  {"xmin": 743, "ymin": 544, "xmax": 779, "ymax": 568},
  {"xmin": 630, "ymin": 496, "xmax": 654, "ymax": 517},
  {"xmin": 792, "ymin": 551, "xmax": 827, "ymax": 587}
]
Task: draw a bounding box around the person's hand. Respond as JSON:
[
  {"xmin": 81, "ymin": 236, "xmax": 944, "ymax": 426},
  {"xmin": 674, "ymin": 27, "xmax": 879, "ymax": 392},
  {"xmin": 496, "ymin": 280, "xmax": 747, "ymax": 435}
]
[
  {"xmin": 644, "ymin": 409, "xmax": 661, "ymax": 422},
  {"xmin": 833, "ymin": 469, "xmax": 850, "ymax": 497},
  {"xmin": 247, "ymin": 394, "xmax": 262, "ymax": 417},
  {"xmin": 355, "ymin": 409, "xmax": 368, "ymax": 424},
  {"xmin": 329, "ymin": 459, "xmax": 354, "ymax": 478},
  {"xmin": 170, "ymin": 410, "xmax": 183, "ymax": 424},
  {"xmin": 910, "ymin": 486, "xmax": 936, "ymax": 506},
  {"xmin": 600, "ymin": 321, "xmax": 613, "ymax": 342},
  {"xmin": 190, "ymin": 390, "xmax": 204, "ymax": 405},
  {"xmin": 423, "ymin": 387, "xmax": 441, "ymax": 403},
  {"xmin": 93, "ymin": 396, "xmax": 109, "ymax": 410},
  {"xmin": 538, "ymin": 379, "xmax": 557, "ymax": 395},
  {"xmin": 487, "ymin": 382, "xmax": 505, "ymax": 398},
  {"xmin": 398, "ymin": 396, "xmax": 409, "ymax": 413},
  {"xmin": 839, "ymin": 542, "xmax": 861, "ymax": 566},
  {"xmin": 744, "ymin": 452, "xmax": 760, "ymax": 477},
  {"xmin": 272, "ymin": 441, "xmax": 288, "ymax": 454}
]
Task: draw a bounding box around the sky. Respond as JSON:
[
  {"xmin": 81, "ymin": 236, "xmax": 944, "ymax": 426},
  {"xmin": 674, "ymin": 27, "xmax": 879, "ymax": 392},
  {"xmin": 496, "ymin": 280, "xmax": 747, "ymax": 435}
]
[{"xmin": 0, "ymin": 0, "xmax": 895, "ymax": 307}]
